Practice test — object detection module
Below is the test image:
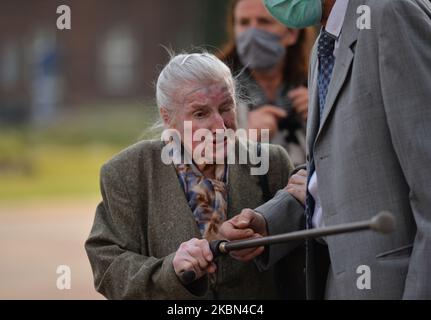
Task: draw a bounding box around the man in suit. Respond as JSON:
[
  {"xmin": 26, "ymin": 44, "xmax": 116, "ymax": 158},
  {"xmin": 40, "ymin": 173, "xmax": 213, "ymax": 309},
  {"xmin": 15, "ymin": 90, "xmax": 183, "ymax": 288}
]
[{"xmin": 220, "ymin": 0, "xmax": 431, "ymax": 299}]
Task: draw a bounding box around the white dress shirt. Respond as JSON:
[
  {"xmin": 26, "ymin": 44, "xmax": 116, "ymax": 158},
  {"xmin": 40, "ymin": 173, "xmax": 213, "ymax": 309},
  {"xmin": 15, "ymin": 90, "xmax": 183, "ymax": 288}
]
[{"xmin": 310, "ymin": 0, "xmax": 350, "ymax": 229}]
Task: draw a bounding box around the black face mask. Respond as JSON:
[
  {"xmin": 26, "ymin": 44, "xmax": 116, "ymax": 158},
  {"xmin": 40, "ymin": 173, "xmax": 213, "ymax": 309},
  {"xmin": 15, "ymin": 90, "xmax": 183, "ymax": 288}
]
[{"xmin": 236, "ymin": 28, "xmax": 286, "ymax": 71}]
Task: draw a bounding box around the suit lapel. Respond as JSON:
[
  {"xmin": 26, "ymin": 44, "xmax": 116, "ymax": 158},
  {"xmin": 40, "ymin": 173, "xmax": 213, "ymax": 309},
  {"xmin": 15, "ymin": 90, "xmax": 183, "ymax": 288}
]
[
  {"xmin": 307, "ymin": 40, "xmax": 321, "ymax": 158},
  {"xmin": 314, "ymin": 1, "xmax": 359, "ymax": 145}
]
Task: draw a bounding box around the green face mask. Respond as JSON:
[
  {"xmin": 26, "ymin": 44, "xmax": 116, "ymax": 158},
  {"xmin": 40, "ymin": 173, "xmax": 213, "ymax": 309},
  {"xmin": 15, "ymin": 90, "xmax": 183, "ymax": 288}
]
[{"xmin": 264, "ymin": 0, "xmax": 323, "ymax": 29}]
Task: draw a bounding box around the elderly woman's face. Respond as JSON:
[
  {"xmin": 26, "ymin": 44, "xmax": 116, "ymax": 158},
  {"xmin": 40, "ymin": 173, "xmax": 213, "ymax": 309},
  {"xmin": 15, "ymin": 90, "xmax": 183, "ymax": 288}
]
[{"xmin": 173, "ymin": 83, "xmax": 237, "ymax": 160}]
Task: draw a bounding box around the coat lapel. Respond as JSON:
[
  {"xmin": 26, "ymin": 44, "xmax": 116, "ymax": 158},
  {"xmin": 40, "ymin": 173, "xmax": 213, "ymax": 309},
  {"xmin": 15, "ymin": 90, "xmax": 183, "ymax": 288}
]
[
  {"xmin": 315, "ymin": 1, "xmax": 359, "ymax": 144},
  {"xmin": 306, "ymin": 40, "xmax": 321, "ymax": 158},
  {"xmin": 227, "ymin": 163, "xmax": 263, "ymax": 220},
  {"xmin": 226, "ymin": 139, "xmax": 264, "ymax": 219},
  {"xmin": 155, "ymin": 143, "xmax": 202, "ymax": 240}
]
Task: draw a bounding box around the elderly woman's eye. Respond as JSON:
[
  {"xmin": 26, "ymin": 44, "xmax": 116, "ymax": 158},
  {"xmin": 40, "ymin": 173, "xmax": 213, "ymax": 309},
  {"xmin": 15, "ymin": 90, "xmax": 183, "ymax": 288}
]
[{"xmin": 193, "ymin": 111, "xmax": 206, "ymax": 118}]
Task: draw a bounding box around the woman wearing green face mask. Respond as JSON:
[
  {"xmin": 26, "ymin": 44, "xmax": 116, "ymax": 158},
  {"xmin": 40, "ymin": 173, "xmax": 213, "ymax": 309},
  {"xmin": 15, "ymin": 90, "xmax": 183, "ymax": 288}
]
[{"xmin": 218, "ymin": 0, "xmax": 317, "ymax": 166}]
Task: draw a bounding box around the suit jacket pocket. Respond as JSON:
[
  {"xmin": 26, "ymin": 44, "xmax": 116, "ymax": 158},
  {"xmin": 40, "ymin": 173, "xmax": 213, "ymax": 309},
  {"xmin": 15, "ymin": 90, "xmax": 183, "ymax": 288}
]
[{"xmin": 376, "ymin": 244, "xmax": 413, "ymax": 260}]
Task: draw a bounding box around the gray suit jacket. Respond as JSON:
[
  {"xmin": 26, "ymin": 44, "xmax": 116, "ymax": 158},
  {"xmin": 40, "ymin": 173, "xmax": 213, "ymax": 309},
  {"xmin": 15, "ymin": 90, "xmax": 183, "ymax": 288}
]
[
  {"xmin": 85, "ymin": 139, "xmax": 304, "ymax": 299},
  {"xmin": 259, "ymin": 0, "xmax": 431, "ymax": 299}
]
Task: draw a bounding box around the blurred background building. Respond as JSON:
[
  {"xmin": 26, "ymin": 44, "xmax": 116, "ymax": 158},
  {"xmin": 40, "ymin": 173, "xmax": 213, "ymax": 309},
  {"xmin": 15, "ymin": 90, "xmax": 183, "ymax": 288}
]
[
  {"xmin": 0, "ymin": 0, "xmax": 230, "ymax": 299},
  {"xmin": 0, "ymin": 0, "xmax": 228, "ymax": 124}
]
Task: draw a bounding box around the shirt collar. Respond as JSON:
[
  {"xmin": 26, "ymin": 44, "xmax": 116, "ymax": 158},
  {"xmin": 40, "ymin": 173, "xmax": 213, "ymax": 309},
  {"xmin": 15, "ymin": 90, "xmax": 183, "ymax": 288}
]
[{"xmin": 325, "ymin": 0, "xmax": 350, "ymax": 40}]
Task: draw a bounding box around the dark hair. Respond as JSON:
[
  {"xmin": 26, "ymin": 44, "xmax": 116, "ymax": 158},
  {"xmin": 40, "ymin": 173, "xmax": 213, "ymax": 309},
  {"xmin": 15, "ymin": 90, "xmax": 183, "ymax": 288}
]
[{"xmin": 217, "ymin": 0, "xmax": 317, "ymax": 86}]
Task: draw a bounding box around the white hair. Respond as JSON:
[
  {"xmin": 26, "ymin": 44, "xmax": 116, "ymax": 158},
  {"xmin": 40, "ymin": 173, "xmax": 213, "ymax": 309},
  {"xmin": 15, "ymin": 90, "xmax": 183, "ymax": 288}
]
[{"xmin": 155, "ymin": 52, "xmax": 237, "ymax": 127}]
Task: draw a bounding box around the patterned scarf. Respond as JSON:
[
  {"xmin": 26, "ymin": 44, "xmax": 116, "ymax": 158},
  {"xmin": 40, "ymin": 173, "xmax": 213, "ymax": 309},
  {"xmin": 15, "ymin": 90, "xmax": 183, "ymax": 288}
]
[{"xmin": 175, "ymin": 163, "xmax": 228, "ymax": 242}]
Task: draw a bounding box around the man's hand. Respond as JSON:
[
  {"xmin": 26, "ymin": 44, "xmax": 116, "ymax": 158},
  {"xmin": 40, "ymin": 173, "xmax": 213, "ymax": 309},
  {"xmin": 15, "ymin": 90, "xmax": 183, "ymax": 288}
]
[{"xmin": 218, "ymin": 209, "xmax": 268, "ymax": 262}]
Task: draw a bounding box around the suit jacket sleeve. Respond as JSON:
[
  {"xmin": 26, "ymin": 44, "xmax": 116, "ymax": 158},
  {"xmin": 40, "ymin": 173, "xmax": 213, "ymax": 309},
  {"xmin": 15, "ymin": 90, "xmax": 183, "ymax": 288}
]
[
  {"xmin": 85, "ymin": 163, "xmax": 207, "ymax": 300},
  {"xmin": 254, "ymin": 145, "xmax": 305, "ymax": 271},
  {"xmin": 378, "ymin": 0, "xmax": 431, "ymax": 299}
]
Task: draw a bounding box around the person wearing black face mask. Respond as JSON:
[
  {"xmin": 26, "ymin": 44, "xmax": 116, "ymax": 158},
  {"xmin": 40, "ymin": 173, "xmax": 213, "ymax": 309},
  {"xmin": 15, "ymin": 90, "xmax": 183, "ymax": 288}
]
[{"xmin": 218, "ymin": 0, "xmax": 317, "ymax": 166}]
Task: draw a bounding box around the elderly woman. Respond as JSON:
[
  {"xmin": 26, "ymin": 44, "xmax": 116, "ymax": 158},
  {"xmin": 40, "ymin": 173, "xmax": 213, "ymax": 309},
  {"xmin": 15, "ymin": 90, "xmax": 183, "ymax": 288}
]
[{"xmin": 85, "ymin": 52, "xmax": 304, "ymax": 300}]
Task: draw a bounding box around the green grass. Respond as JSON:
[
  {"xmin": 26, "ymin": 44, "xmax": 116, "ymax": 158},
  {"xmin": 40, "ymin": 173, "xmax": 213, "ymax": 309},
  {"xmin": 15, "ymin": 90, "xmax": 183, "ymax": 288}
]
[
  {"xmin": 0, "ymin": 102, "xmax": 160, "ymax": 202},
  {"xmin": 0, "ymin": 145, "xmax": 114, "ymax": 201},
  {"xmin": 33, "ymin": 102, "xmax": 160, "ymax": 146}
]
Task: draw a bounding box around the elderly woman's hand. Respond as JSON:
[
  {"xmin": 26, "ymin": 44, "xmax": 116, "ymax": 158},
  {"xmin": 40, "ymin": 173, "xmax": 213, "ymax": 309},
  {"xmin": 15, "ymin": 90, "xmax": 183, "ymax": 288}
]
[
  {"xmin": 285, "ymin": 169, "xmax": 307, "ymax": 206},
  {"xmin": 173, "ymin": 238, "xmax": 216, "ymax": 282}
]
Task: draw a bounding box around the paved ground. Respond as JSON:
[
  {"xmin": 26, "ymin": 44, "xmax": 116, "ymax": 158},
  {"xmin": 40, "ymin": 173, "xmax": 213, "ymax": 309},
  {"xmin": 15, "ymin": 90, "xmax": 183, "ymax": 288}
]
[{"xmin": 0, "ymin": 199, "xmax": 104, "ymax": 299}]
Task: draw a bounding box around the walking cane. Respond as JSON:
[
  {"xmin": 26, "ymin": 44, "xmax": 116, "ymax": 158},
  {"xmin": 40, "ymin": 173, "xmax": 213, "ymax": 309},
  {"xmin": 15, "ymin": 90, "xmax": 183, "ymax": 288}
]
[{"xmin": 179, "ymin": 211, "xmax": 396, "ymax": 285}]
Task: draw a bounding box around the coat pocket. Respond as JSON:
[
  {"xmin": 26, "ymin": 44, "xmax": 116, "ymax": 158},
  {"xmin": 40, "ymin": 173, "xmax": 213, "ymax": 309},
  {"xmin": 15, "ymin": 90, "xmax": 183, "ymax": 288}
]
[{"xmin": 376, "ymin": 244, "xmax": 413, "ymax": 260}]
